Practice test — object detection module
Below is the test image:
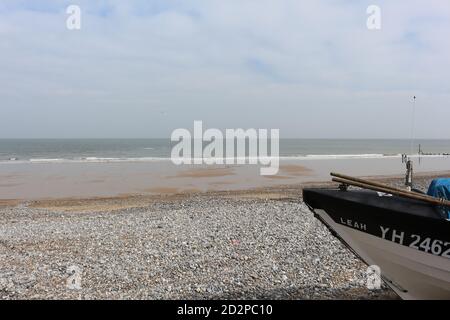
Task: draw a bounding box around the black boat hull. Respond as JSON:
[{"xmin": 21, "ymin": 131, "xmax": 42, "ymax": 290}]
[{"xmin": 303, "ymin": 188, "xmax": 450, "ymax": 300}]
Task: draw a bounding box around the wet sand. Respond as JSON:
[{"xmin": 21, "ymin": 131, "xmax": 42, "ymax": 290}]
[
  {"xmin": 0, "ymin": 156, "xmax": 449, "ymax": 200},
  {"xmin": 15, "ymin": 171, "xmax": 450, "ymax": 213},
  {"xmin": 172, "ymin": 167, "xmax": 235, "ymax": 178}
]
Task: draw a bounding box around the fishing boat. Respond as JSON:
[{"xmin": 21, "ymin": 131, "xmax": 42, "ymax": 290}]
[{"xmin": 303, "ymin": 172, "xmax": 450, "ymax": 300}]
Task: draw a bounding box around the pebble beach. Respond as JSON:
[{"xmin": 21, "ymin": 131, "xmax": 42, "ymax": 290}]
[{"xmin": 2, "ymin": 176, "xmax": 437, "ymax": 300}]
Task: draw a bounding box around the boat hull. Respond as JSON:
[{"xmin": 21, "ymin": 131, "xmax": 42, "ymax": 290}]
[{"xmin": 303, "ymin": 189, "xmax": 450, "ymax": 300}]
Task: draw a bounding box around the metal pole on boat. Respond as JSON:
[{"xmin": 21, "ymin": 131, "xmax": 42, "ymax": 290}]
[
  {"xmin": 405, "ymin": 96, "xmax": 416, "ymax": 191},
  {"xmin": 405, "ymin": 159, "xmax": 413, "ymax": 191}
]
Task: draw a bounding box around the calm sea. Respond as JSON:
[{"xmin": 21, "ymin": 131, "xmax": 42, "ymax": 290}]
[{"xmin": 0, "ymin": 139, "xmax": 449, "ymax": 163}]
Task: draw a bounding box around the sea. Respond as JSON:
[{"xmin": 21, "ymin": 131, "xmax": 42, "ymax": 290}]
[{"xmin": 0, "ymin": 139, "xmax": 449, "ymax": 163}]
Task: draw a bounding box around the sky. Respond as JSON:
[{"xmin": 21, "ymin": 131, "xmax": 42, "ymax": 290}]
[{"xmin": 0, "ymin": 0, "xmax": 449, "ymax": 139}]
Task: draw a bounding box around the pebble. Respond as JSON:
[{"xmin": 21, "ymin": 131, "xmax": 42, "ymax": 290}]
[{"xmin": 0, "ymin": 177, "xmax": 425, "ymax": 300}]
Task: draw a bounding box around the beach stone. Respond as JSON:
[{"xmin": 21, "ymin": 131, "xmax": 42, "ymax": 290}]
[{"xmin": 0, "ymin": 177, "xmax": 422, "ymax": 300}]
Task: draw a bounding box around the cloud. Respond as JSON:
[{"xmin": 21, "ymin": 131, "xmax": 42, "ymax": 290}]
[{"xmin": 0, "ymin": 0, "xmax": 449, "ymax": 138}]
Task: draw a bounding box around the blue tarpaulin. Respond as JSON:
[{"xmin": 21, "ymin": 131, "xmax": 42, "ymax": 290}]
[{"xmin": 427, "ymin": 178, "xmax": 450, "ymax": 219}]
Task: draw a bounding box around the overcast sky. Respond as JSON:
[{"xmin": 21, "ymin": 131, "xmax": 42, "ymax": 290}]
[{"xmin": 0, "ymin": 1, "xmax": 449, "ymax": 138}]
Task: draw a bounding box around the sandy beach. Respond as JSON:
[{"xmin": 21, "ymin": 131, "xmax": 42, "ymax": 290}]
[
  {"xmin": 1, "ymin": 156, "xmax": 450, "ymax": 200},
  {"xmin": 1, "ymin": 160, "xmax": 449, "ymax": 299}
]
